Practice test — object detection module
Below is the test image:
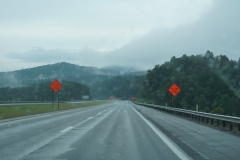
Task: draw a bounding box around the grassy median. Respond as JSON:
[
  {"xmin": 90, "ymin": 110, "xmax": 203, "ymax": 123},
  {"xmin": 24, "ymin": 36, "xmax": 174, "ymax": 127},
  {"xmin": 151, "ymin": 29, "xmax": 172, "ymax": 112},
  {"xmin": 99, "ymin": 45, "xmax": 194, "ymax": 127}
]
[{"xmin": 0, "ymin": 101, "xmax": 113, "ymax": 120}]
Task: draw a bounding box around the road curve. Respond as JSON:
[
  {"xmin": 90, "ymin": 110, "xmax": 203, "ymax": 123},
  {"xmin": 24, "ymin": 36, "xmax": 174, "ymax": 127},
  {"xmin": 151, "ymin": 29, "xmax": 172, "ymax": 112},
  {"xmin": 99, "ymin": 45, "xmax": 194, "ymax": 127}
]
[{"xmin": 0, "ymin": 101, "xmax": 239, "ymax": 160}]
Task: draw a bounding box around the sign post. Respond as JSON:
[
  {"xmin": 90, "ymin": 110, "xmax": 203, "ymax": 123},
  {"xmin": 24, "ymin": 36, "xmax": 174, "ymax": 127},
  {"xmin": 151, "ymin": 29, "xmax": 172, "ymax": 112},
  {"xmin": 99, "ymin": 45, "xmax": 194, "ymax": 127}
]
[
  {"xmin": 52, "ymin": 90, "xmax": 54, "ymax": 109},
  {"xmin": 58, "ymin": 91, "xmax": 59, "ymax": 109},
  {"xmin": 168, "ymin": 83, "xmax": 181, "ymax": 107},
  {"xmin": 50, "ymin": 80, "xmax": 62, "ymax": 109}
]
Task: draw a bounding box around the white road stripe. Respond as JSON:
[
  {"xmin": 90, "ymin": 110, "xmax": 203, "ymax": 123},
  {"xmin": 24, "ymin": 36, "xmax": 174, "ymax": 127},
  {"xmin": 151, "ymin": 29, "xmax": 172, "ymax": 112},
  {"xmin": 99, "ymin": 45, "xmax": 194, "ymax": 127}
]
[
  {"xmin": 96, "ymin": 112, "xmax": 102, "ymax": 116},
  {"xmin": 60, "ymin": 127, "xmax": 74, "ymax": 133},
  {"xmin": 86, "ymin": 117, "xmax": 93, "ymax": 120},
  {"xmin": 131, "ymin": 105, "xmax": 190, "ymax": 160}
]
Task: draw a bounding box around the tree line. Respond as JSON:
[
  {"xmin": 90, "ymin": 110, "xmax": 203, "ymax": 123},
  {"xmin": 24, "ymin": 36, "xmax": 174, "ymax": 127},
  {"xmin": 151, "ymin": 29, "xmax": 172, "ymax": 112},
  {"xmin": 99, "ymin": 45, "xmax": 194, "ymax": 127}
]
[{"xmin": 0, "ymin": 80, "xmax": 90, "ymax": 102}]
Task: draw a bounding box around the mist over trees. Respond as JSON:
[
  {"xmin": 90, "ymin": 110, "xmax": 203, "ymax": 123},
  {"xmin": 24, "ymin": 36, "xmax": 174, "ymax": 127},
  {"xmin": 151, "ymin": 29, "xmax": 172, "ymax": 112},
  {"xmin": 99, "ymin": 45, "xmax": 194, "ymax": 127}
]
[
  {"xmin": 0, "ymin": 62, "xmax": 121, "ymax": 88},
  {"xmin": 90, "ymin": 75, "xmax": 145, "ymax": 100}
]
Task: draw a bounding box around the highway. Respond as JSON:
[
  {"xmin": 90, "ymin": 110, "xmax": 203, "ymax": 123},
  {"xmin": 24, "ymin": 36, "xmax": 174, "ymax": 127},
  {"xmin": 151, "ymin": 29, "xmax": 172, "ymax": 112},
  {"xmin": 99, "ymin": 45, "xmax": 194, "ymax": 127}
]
[{"xmin": 0, "ymin": 101, "xmax": 239, "ymax": 160}]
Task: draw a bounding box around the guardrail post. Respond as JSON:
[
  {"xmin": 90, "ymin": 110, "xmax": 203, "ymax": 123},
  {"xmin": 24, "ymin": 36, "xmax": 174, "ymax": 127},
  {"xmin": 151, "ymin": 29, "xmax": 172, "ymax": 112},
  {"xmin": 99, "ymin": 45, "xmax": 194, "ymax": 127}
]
[
  {"xmin": 223, "ymin": 121, "xmax": 226, "ymax": 128},
  {"xmin": 233, "ymin": 123, "xmax": 238, "ymax": 132},
  {"xmin": 230, "ymin": 122, "xmax": 233, "ymax": 131}
]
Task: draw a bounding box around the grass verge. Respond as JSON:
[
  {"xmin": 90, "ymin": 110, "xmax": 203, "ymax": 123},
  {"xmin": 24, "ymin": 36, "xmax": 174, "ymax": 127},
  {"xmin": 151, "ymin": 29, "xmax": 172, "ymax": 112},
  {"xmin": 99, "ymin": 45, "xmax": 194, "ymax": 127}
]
[{"xmin": 0, "ymin": 101, "xmax": 113, "ymax": 120}]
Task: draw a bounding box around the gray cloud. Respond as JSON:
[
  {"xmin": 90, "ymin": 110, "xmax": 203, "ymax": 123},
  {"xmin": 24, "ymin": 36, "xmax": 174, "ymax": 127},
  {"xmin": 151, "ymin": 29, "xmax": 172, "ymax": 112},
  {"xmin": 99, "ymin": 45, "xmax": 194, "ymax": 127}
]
[
  {"xmin": 106, "ymin": 0, "xmax": 240, "ymax": 67},
  {"xmin": 3, "ymin": 0, "xmax": 240, "ymax": 71},
  {"xmin": 5, "ymin": 48, "xmax": 104, "ymax": 67}
]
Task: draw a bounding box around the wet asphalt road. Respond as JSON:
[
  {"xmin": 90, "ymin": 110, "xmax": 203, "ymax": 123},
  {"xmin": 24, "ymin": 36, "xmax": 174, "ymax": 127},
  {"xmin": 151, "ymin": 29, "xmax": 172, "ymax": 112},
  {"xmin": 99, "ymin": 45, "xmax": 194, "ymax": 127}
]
[{"xmin": 0, "ymin": 101, "xmax": 240, "ymax": 160}]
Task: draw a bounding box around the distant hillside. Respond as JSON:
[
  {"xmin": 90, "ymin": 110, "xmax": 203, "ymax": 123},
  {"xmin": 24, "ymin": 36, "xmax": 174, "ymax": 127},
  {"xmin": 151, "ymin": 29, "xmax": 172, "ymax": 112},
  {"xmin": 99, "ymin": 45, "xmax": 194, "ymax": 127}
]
[
  {"xmin": 123, "ymin": 71, "xmax": 147, "ymax": 76},
  {"xmin": 0, "ymin": 62, "xmax": 122, "ymax": 87},
  {"xmin": 101, "ymin": 65, "xmax": 141, "ymax": 74},
  {"xmin": 140, "ymin": 52, "xmax": 240, "ymax": 116},
  {"xmin": 90, "ymin": 75, "xmax": 145, "ymax": 100}
]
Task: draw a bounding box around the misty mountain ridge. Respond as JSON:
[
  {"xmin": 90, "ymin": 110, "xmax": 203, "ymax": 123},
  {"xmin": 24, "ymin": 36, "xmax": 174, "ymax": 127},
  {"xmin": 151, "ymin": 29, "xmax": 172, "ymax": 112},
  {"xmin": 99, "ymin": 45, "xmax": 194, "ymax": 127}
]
[
  {"xmin": 0, "ymin": 62, "xmax": 145, "ymax": 88},
  {"xmin": 101, "ymin": 65, "xmax": 141, "ymax": 74}
]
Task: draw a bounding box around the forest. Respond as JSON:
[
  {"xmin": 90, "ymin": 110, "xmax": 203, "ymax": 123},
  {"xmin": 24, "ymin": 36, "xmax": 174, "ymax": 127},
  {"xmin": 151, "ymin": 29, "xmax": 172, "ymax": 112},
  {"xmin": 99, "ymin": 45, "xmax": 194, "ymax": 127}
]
[{"xmin": 139, "ymin": 51, "xmax": 240, "ymax": 116}]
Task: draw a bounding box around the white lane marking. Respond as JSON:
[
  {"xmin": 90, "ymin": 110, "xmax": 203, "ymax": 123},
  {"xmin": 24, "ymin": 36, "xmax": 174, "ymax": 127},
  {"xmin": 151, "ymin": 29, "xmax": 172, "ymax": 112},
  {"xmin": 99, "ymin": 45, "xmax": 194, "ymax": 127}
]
[
  {"xmin": 102, "ymin": 110, "xmax": 107, "ymax": 113},
  {"xmin": 96, "ymin": 112, "xmax": 102, "ymax": 116},
  {"xmin": 131, "ymin": 106, "xmax": 190, "ymax": 160},
  {"xmin": 86, "ymin": 117, "xmax": 93, "ymax": 120},
  {"xmin": 60, "ymin": 117, "xmax": 94, "ymax": 133},
  {"xmin": 14, "ymin": 107, "xmax": 113, "ymax": 160},
  {"xmin": 60, "ymin": 127, "xmax": 74, "ymax": 133}
]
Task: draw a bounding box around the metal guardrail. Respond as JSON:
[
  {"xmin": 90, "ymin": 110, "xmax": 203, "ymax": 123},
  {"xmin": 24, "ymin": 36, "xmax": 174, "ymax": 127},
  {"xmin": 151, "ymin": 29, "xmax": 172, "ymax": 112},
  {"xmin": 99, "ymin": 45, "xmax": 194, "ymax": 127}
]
[{"xmin": 133, "ymin": 102, "xmax": 240, "ymax": 132}]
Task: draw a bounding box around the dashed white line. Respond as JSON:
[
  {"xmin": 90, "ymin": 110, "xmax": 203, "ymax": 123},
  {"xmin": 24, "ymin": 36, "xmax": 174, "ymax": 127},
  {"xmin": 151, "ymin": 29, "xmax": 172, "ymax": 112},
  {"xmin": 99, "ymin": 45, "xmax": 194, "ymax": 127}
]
[
  {"xmin": 60, "ymin": 127, "xmax": 74, "ymax": 133},
  {"xmin": 86, "ymin": 117, "xmax": 93, "ymax": 120},
  {"xmin": 131, "ymin": 105, "xmax": 190, "ymax": 160},
  {"xmin": 60, "ymin": 107, "xmax": 113, "ymax": 134},
  {"xmin": 96, "ymin": 112, "xmax": 102, "ymax": 116}
]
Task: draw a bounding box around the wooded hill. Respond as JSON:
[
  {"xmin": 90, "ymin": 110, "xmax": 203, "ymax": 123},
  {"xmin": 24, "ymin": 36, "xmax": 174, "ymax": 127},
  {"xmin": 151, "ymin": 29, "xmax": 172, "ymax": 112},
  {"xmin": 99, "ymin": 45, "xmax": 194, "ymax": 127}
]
[
  {"xmin": 0, "ymin": 62, "xmax": 119, "ymax": 88},
  {"xmin": 140, "ymin": 51, "xmax": 240, "ymax": 116},
  {"xmin": 0, "ymin": 62, "xmax": 145, "ymax": 88}
]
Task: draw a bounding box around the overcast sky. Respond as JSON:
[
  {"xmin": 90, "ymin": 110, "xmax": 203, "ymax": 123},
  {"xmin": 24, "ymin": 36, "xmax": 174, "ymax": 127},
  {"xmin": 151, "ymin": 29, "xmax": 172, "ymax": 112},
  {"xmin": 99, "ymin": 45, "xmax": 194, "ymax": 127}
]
[{"xmin": 0, "ymin": 0, "xmax": 239, "ymax": 71}]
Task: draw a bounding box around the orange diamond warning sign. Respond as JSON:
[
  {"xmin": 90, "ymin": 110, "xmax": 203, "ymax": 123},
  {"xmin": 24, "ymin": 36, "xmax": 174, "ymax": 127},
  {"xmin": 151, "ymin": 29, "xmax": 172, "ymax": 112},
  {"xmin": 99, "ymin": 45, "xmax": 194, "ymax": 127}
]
[
  {"xmin": 168, "ymin": 83, "xmax": 181, "ymax": 96},
  {"xmin": 50, "ymin": 80, "xmax": 62, "ymax": 92}
]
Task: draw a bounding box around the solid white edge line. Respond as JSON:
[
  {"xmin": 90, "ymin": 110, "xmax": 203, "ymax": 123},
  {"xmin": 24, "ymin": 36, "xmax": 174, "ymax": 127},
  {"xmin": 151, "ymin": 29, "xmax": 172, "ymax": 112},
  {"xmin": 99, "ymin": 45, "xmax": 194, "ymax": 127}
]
[{"xmin": 131, "ymin": 105, "xmax": 190, "ymax": 160}]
